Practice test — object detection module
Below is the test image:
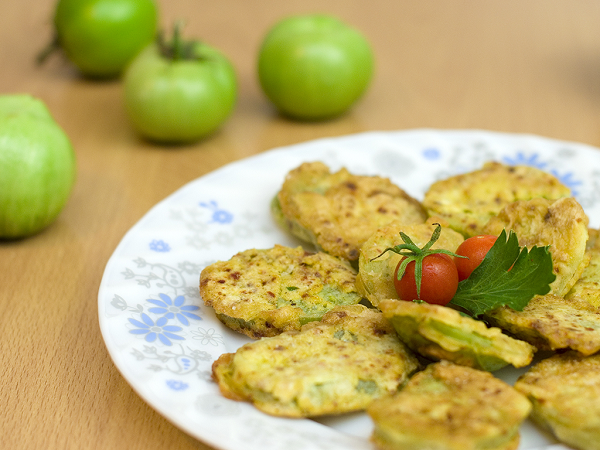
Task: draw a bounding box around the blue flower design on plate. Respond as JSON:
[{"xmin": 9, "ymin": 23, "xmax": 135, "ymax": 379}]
[
  {"xmin": 166, "ymin": 380, "xmax": 189, "ymax": 391},
  {"xmin": 502, "ymin": 152, "xmax": 583, "ymax": 195},
  {"xmin": 147, "ymin": 293, "xmax": 202, "ymax": 326},
  {"xmin": 551, "ymin": 171, "xmax": 583, "ymax": 195},
  {"xmin": 149, "ymin": 239, "xmax": 171, "ymax": 252},
  {"xmin": 502, "ymin": 152, "xmax": 548, "ymax": 169},
  {"xmin": 422, "ymin": 147, "xmax": 441, "ymax": 160},
  {"xmin": 129, "ymin": 313, "xmax": 185, "ymax": 346},
  {"xmin": 199, "ymin": 200, "xmax": 234, "ymax": 224}
]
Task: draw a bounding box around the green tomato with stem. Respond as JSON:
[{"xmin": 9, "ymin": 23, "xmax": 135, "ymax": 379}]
[
  {"xmin": 123, "ymin": 24, "xmax": 238, "ymax": 144},
  {"xmin": 258, "ymin": 14, "xmax": 374, "ymax": 120},
  {"xmin": 0, "ymin": 95, "xmax": 76, "ymax": 239},
  {"xmin": 42, "ymin": 0, "xmax": 158, "ymax": 78}
]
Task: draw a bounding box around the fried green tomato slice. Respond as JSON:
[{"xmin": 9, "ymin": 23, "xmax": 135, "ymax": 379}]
[
  {"xmin": 485, "ymin": 294, "xmax": 600, "ymax": 355},
  {"xmin": 272, "ymin": 161, "xmax": 427, "ymax": 262},
  {"xmin": 483, "ymin": 196, "xmax": 589, "ymax": 297},
  {"xmin": 211, "ymin": 305, "xmax": 421, "ymax": 418},
  {"xmin": 356, "ymin": 218, "xmax": 464, "ymax": 307},
  {"xmin": 587, "ymin": 227, "xmax": 600, "ymax": 249},
  {"xmin": 368, "ymin": 360, "xmax": 531, "ymax": 450},
  {"xmin": 379, "ymin": 299, "xmax": 535, "ymax": 371},
  {"xmin": 566, "ymin": 229, "xmax": 600, "ymax": 307},
  {"xmin": 200, "ymin": 244, "xmax": 362, "ymax": 339},
  {"xmin": 423, "ymin": 162, "xmax": 571, "ymax": 237},
  {"xmin": 514, "ymin": 351, "xmax": 600, "ymax": 450}
]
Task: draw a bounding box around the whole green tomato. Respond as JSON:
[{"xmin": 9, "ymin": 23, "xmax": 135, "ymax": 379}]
[
  {"xmin": 258, "ymin": 14, "xmax": 374, "ymax": 120},
  {"xmin": 50, "ymin": 0, "xmax": 158, "ymax": 78},
  {"xmin": 0, "ymin": 95, "xmax": 76, "ymax": 239},
  {"xmin": 123, "ymin": 25, "xmax": 237, "ymax": 143}
]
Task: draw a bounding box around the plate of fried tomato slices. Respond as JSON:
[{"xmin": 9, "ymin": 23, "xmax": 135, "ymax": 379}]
[{"xmin": 99, "ymin": 129, "xmax": 600, "ymax": 450}]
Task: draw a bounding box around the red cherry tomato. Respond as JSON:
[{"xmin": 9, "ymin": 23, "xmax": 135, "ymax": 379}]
[
  {"xmin": 454, "ymin": 235, "xmax": 498, "ymax": 281},
  {"xmin": 394, "ymin": 253, "xmax": 459, "ymax": 306}
]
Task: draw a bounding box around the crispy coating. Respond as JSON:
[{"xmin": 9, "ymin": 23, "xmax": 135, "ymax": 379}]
[
  {"xmin": 423, "ymin": 162, "xmax": 571, "ymax": 237},
  {"xmin": 566, "ymin": 231, "xmax": 600, "ymax": 307},
  {"xmin": 368, "ymin": 361, "xmax": 531, "ymax": 450},
  {"xmin": 482, "ymin": 196, "xmax": 589, "ymax": 297},
  {"xmin": 211, "ymin": 305, "xmax": 421, "ymax": 417},
  {"xmin": 514, "ymin": 351, "xmax": 600, "ymax": 450},
  {"xmin": 379, "ymin": 299, "xmax": 535, "ymax": 371},
  {"xmin": 356, "ymin": 218, "xmax": 464, "ymax": 307},
  {"xmin": 273, "ymin": 161, "xmax": 427, "ymax": 262},
  {"xmin": 199, "ymin": 245, "xmax": 362, "ymax": 339},
  {"xmin": 587, "ymin": 227, "xmax": 600, "ymax": 249},
  {"xmin": 485, "ymin": 294, "xmax": 600, "ymax": 355}
]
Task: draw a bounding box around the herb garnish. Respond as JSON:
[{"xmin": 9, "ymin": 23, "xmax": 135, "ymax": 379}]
[{"xmin": 449, "ymin": 229, "xmax": 555, "ymax": 317}]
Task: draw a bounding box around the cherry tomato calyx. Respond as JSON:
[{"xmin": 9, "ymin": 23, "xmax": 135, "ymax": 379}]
[
  {"xmin": 394, "ymin": 254, "xmax": 459, "ymax": 306},
  {"xmin": 372, "ymin": 223, "xmax": 465, "ymax": 303}
]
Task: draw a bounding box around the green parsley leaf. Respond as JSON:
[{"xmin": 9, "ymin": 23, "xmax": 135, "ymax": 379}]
[{"xmin": 449, "ymin": 229, "xmax": 555, "ymax": 317}]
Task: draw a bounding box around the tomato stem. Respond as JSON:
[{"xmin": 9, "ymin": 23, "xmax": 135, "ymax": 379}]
[
  {"xmin": 36, "ymin": 34, "xmax": 61, "ymax": 66},
  {"xmin": 371, "ymin": 223, "xmax": 465, "ymax": 298},
  {"xmin": 172, "ymin": 21, "xmax": 184, "ymax": 61},
  {"xmin": 157, "ymin": 21, "xmax": 205, "ymax": 62}
]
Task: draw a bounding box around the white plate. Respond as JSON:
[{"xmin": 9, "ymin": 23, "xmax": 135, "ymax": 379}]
[{"xmin": 99, "ymin": 129, "xmax": 600, "ymax": 450}]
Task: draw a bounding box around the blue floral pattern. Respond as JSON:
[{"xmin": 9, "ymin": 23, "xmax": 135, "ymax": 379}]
[
  {"xmin": 147, "ymin": 293, "xmax": 202, "ymax": 326},
  {"xmin": 149, "ymin": 239, "xmax": 171, "ymax": 252},
  {"xmin": 129, "ymin": 313, "xmax": 185, "ymax": 346},
  {"xmin": 124, "ymin": 291, "xmax": 205, "ymax": 347},
  {"xmin": 425, "ymin": 141, "xmax": 586, "ymax": 202},
  {"xmin": 422, "ymin": 147, "xmax": 441, "ymax": 160},
  {"xmin": 501, "ymin": 152, "xmax": 583, "ymax": 195},
  {"xmin": 200, "ymin": 200, "xmax": 234, "ymax": 224},
  {"xmin": 502, "ymin": 151, "xmax": 548, "ymax": 168},
  {"xmin": 166, "ymin": 380, "xmax": 189, "ymax": 391}
]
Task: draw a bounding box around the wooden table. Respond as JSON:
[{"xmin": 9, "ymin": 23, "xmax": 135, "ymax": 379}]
[{"xmin": 2, "ymin": 1, "xmax": 600, "ymax": 448}]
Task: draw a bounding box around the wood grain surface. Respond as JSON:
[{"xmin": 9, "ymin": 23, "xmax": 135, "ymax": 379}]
[{"xmin": 2, "ymin": 1, "xmax": 600, "ymax": 449}]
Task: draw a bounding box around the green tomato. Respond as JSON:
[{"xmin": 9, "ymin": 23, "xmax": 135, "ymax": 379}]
[
  {"xmin": 258, "ymin": 14, "xmax": 374, "ymax": 120},
  {"xmin": 52, "ymin": 0, "xmax": 158, "ymax": 78},
  {"xmin": 0, "ymin": 95, "xmax": 76, "ymax": 239},
  {"xmin": 123, "ymin": 26, "xmax": 237, "ymax": 143}
]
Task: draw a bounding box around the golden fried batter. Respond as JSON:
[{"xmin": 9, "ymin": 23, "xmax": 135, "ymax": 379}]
[
  {"xmin": 272, "ymin": 161, "xmax": 427, "ymax": 262},
  {"xmin": 423, "ymin": 162, "xmax": 571, "ymax": 237},
  {"xmin": 587, "ymin": 227, "xmax": 600, "ymax": 249},
  {"xmin": 485, "ymin": 294, "xmax": 600, "ymax": 355},
  {"xmin": 566, "ymin": 230, "xmax": 600, "ymax": 307},
  {"xmin": 482, "ymin": 196, "xmax": 589, "ymax": 297},
  {"xmin": 379, "ymin": 299, "xmax": 535, "ymax": 371},
  {"xmin": 200, "ymin": 245, "xmax": 362, "ymax": 339},
  {"xmin": 356, "ymin": 218, "xmax": 464, "ymax": 307},
  {"xmin": 368, "ymin": 361, "xmax": 531, "ymax": 450},
  {"xmin": 515, "ymin": 351, "xmax": 600, "ymax": 450},
  {"xmin": 212, "ymin": 305, "xmax": 420, "ymax": 417}
]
